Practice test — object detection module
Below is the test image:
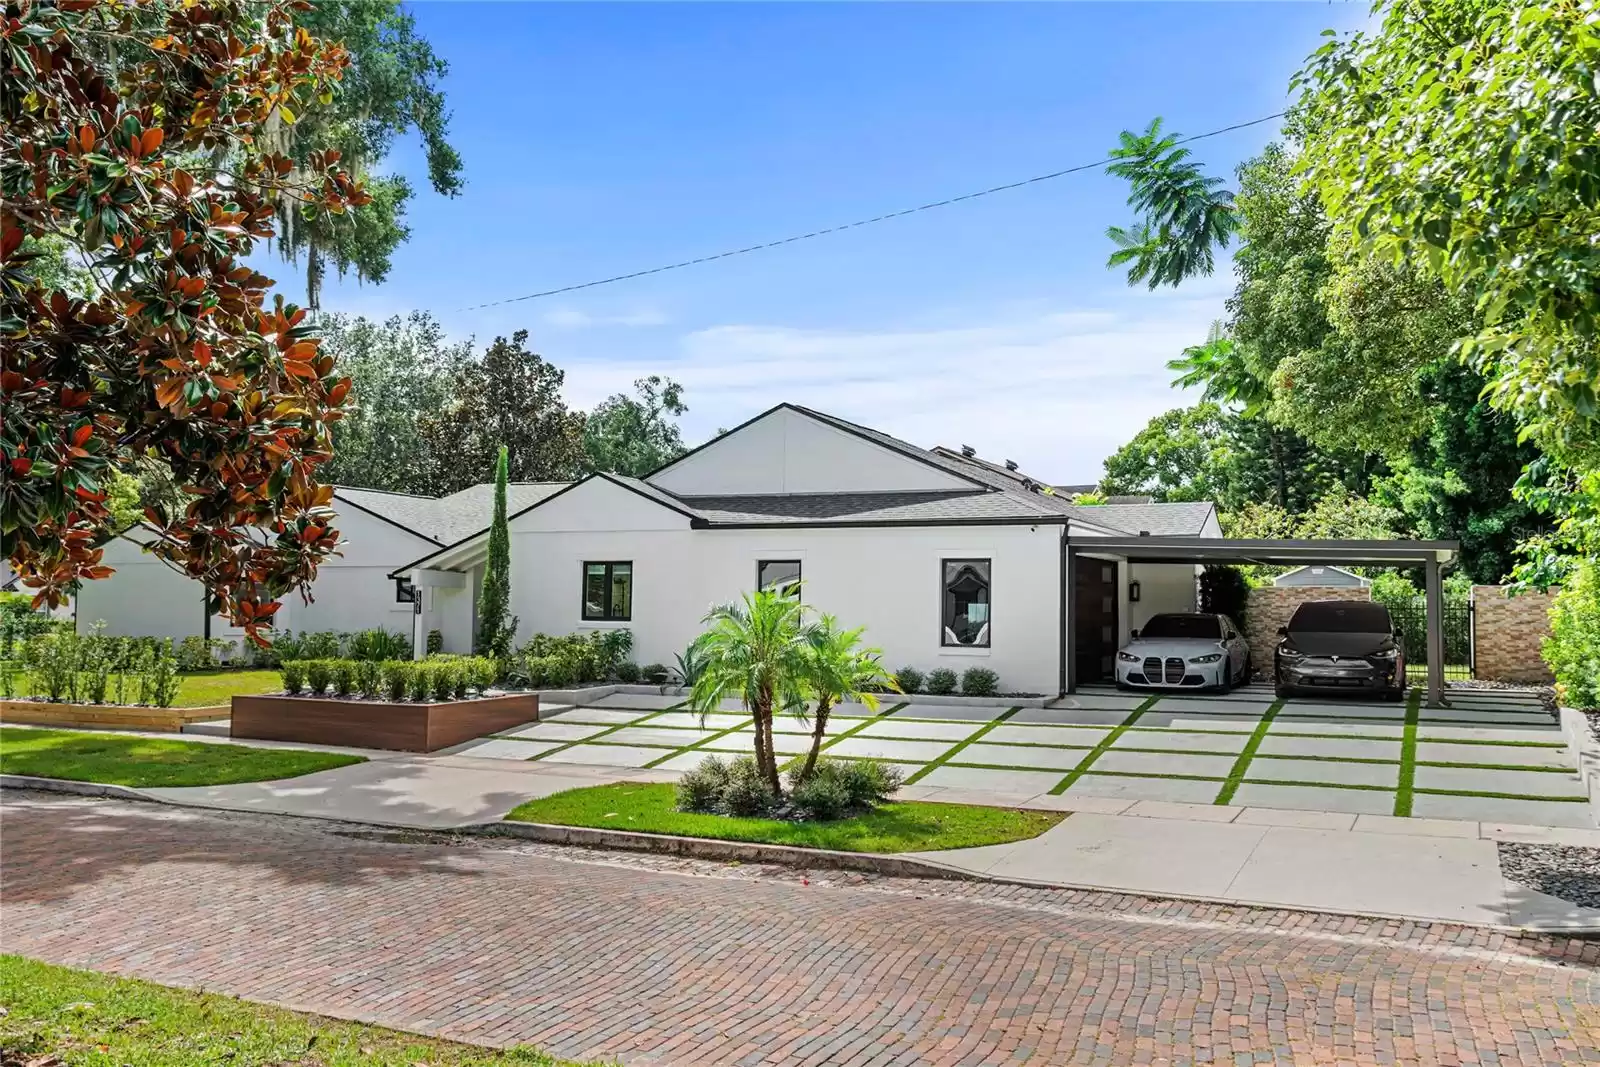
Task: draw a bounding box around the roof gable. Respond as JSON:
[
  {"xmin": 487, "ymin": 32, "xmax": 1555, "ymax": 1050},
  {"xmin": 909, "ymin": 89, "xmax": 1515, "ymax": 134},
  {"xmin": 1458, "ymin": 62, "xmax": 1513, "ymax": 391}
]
[{"xmin": 648, "ymin": 404, "xmax": 983, "ymax": 496}]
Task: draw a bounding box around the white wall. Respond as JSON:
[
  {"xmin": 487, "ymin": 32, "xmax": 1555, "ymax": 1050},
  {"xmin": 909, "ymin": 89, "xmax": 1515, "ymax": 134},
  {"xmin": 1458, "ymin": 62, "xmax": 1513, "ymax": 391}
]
[
  {"xmin": 75, "ymin": 503, "xmax": 434, "ymax": 642},
  {"xmin": 495, "ymin": 478, "xmax": 1067, "ymax": 694},
  {"xmin": 651, "ymin": 407, "xmax": 975, "ymax": 496},
  {"xmin": 1126, "ymin": 563, "xmax": 1199, "ymax": 637}
]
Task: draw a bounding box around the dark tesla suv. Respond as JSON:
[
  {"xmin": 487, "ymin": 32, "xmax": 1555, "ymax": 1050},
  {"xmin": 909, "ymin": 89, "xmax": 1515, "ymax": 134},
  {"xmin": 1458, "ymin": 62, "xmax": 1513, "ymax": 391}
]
[{"xmin": 1274, "ymin": 600, "xmax": 1406, "ymax": 700}]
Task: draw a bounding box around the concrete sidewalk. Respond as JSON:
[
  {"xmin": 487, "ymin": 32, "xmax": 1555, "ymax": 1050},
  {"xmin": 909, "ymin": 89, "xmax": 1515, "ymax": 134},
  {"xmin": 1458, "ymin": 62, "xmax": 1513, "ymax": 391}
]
[{"xmin": 6, "ymin": 747, "xmax": 1596, "ymax": 930}]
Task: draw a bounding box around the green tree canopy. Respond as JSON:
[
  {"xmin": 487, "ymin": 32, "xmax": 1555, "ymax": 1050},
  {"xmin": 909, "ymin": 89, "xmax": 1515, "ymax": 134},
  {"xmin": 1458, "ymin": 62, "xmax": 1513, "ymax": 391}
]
[{"xmin": 583, "ymin": 376, "xmax": 689, "ymax": 477}]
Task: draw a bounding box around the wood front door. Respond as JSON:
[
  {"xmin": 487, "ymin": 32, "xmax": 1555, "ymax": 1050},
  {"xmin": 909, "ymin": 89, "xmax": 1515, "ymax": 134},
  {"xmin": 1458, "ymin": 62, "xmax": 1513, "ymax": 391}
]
[{"xmin": 1074, "ymin": 559, "xmax": 1119, "ymax": 683}]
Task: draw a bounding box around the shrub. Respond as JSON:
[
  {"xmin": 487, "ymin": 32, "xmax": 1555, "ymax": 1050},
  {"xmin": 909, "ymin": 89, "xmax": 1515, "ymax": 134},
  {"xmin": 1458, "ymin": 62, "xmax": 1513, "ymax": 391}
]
[
  {"xmin": 25, "ymin": 632, "xmax": 79, "ymax": 703},
  {"xmin": 718, "ymin": 756, "xmax": 777, "ymax": 816},
  {"xmin": 139, "ymin": 641, "xmax": 181, "ymax": 708},
  {"xmin": 79, "ymin": 627, "xmax": 114, "ymax": 704},
  {"xmin": 408, "ymin": 661, "xmax": 433, "ymax": 702},
  {"xmin": 1546, "ymin": 559, "xmax": 1600, "ymax": 711},
  {"xmin": 381, "ymin": 661, "xmax": 410, "ymax": 702},
  {"xmin": 301, "ymin": 631, "xmax": 342, "ymax": 660},
  {"xmin": 641, "ymin": 662, "xmax": 669, "ymax": 685},
  {"xmin": 0, "ymin": 592, "xmax": 67, "ymax": 659},
  {"xmin": 593, "ymin": 628, "xmax": 633, "ymax": 677},
  {"xmin": 347, "ymin": 628, "xmax": 410, "ymax": 662},
  {"xmin": 925, "ymin": 667, "xmax": 958, "ymax": 695},
  {"xmin": 281, "ymin": 661, "xmax": 307, "ymax": 695},
  {"xmin": 303, "ymin": 659, "xmax": 332, "ymax": 696},
  {"xmin": 354, "ymin": 659, "xmax": 383, "ymax": 700},
  {"xmin": 426, "ymin": 629, "xmax": 443, "ymax": 655},
  {"xmin": 960, "ymin": 667, "xmax": 999, "ymax": 697},
  {"xmin": 331, "ymin": 660, "xmax": 354, "ymax": 697},
  {"xmin": 0, "ymin": 659, "xmax": 16, "ymax": 700},
  {"xmin": 176, "ymin": 635, "xmax": 215, "ymax": 672},
  {"xmin": 614, "ymin": 661, "xmax": 642, "ymax": 684},
  {"xmin": 788, "ymin": 770, "xmax": 853, "ymax": 820},
  {"xmin": 465, "ymin": 656, "xmax": 498, "ymax": 694},
  {"xmin": 431, "ymin": 661, "xmax": 460, "ymax": 702},
  {"xmin": 675, "ymin": 755, "xmax": 731, "ymax": 813},
  {"xmin": 895, "ymin": 667, "xmax": 924, "ymax": 694}
]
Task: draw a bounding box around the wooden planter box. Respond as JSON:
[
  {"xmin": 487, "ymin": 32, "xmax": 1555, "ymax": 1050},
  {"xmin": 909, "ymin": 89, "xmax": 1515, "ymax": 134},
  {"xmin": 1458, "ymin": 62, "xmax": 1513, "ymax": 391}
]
[
  {"xmin": 0, "ymin": 699, "xmax": 230, "ymax": 732},
  {"xmin": 230, "ymin": 691, "xmax": 540, "ymax": 752}
]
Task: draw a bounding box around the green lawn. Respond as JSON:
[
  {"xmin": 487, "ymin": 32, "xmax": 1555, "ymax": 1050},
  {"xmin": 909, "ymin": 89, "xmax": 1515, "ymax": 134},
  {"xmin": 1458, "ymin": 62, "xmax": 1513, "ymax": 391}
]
[
  {"xmin": 505, "ymin": 781, "xmax": 1063, "ymax": 853},
  {"xmin": 8, "ymin": 668, "xmax": 281, "ymax": 707},
  {"xmin": 0, "ymin": 726, "xmax": 362, "ymax": 787},
  {"xmin": 0, "ymin": 955, "xmax": 595, "ymax": 1067}
]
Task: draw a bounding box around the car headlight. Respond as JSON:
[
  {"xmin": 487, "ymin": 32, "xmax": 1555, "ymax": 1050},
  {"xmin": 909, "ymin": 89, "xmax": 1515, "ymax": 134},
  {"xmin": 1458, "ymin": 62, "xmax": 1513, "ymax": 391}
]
[
  {"xmin": 1188, "ymin": 653, "xmax": 1223, "ymax": 664},
  {"xmin": 1279, "ymin": 648, "xmax": 1303, "ymax": 659},
  {"xmin": 1117, "ymin": 651, "xmax": 1140, "ymax": 663},
  {"xmin": 1372, "ymin": 647, "xmax": 1400, "ymax": 659}
]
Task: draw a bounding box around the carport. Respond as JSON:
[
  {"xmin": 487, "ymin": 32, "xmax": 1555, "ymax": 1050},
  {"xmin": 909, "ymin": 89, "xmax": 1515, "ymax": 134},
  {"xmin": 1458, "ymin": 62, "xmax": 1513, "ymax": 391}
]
[{"xmin": 1063, "ymin": 536, "xmax": 1460, "ymax": 706}]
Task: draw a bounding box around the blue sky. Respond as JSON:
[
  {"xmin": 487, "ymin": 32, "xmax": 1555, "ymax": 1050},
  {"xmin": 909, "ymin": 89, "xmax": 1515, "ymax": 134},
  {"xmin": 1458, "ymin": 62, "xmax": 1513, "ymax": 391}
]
[{"xmin": 289, "ymin": 2, "xmax": 1367, "ymax": 483}]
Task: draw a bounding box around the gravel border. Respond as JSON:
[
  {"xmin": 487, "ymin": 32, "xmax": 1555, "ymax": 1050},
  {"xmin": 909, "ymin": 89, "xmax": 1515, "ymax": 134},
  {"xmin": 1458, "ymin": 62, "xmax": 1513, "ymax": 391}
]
[{"xmin": 1499, "ymin": 842, "xmax": 1600, "ymax": 910}]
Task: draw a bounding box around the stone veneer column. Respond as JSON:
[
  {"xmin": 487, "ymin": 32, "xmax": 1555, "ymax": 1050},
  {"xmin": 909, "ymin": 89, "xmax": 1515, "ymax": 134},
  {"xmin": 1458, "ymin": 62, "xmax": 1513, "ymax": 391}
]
[{"xmin": 1471, "ymin": 585, "xmax": 1556, "ymax": 683}]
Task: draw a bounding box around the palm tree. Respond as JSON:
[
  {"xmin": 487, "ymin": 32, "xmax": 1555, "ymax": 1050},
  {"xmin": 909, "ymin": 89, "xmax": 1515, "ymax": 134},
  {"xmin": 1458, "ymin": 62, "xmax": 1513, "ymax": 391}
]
[
  {"xmin": 795, "ymin": 615, "xmax": 899, "ymax": 783},
  {"xmin": 688, "ymin": 587, "xmax": 811, "ymax": 795}
]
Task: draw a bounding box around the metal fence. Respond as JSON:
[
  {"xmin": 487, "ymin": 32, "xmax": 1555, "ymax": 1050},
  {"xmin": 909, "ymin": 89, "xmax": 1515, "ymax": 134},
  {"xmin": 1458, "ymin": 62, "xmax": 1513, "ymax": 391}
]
[{"xmin": 1386, "ymin": 597, "xmax": 1474, "ymax": 682}]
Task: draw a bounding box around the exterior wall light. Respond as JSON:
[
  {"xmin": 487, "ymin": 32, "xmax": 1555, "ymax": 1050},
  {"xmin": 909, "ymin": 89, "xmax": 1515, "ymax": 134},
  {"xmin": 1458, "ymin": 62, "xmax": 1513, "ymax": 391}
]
[{"xmin": 1129, "ymin": 580, "xmax": 1141, "ymax": 603}]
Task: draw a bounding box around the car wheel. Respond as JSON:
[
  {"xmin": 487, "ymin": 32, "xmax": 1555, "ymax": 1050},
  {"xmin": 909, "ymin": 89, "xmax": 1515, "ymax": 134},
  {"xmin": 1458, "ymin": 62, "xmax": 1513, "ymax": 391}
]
[
  {"xmin": 1385, "ymin": 685, "xmax": 1405, "ymax": 703},
  {"xmin": 1241, "ymin": 652, "xmax": 1253, "ymax": 684}
]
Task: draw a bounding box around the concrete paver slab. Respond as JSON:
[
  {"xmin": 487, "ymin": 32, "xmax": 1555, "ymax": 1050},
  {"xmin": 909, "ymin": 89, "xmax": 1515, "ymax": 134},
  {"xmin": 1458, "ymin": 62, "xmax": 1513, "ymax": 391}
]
[
  {"xmin": 1063, "ymin": 775, "xmax": 1223, "ymax": 804},
  {"xmin": 1480, "ymin": 823, "xmax": 1600, "ymax": 847},
  {"xmin": 1222, "ymin": 827, "xmax": 1507, "ymax": 924},
  {"xmin": 1124, "ymin": 800, "xmax": 1243, "ymax": 823},
  {"xmin": 1229, "ymin": 782, "xmax": 1397, "ymax": 816},
  {"xmin": 1091, "ymin": 750, "xmax": 1238, "ymax": 777},
  {"xmin": 1416, "ymin": 740, "xmax": 1573, "ymax": 768},
  {"xmin": 646, "ymin": 712, "xmax": 749, "ymax": 731},
  {"xmin": 1418, "ymin": 725, "xmax": 1564, "ymax": 743},
  {"xmin": 543, "ymin": 708, "xmax": 652, "ymax": 725},
  {"xmin": 857, "ymin": 718, "xmax": 989, "ymax": 742},
  {"xmin": 1276, "ymin": 703, "xmax": 1407, "ymax": 720},
  {"xmin": 539, "ymin": 744, "xmax": 668, "ymax": 768},
  {"xmin": 1011, "ymin": 708, "xmax": 1137, "ymax": 727},
  {"xmin": 1422, "ymin": 712, "xmax": 1561, "ymax": 728},
  {"xmin": 973, "ymin": 813, "xmax": 1269, "ymax": 898},
  {"xmin": 447, "ymin": 738, "xmax": 563, "ymax": 761},
  {"xmin": 955, "ymin": 743, "xmax": 1091, "ymax": 771},
  {"xmin": 887, "ymin": 703, "xmax": 1003, "ymax": 722},
  {"xmin": 1272, "ymin": 721, "xmax": 1406, "ymax": 738},
  {"xmin": 651, "ymin": 751, "xmax": 725, "ymax": 772},
  {"xmin": 498, "ymin": 721, "xmax": 610, "ymax": 742},
  {"xmin": 1112, "ymin": 729, "xmax": 1250, "ymax": 754},
  {"xmin": 1256, "ymin": 734, "xmax": 1400, "ymax": 760},
  {"xmin": 1411, "ymin": 793, "xmax": 1595, "ymax": 828},
  {"xmin": 1134, "ymin": 713, "xmax": 1262, "ymax": 733},
  {"xmin": 826, "ymin": 736, "xmax": 956, "ymax": 763},
  {"xmin": 916, "ymin": 765, "xmax": 1066, "ymax": 795},
  {"xmin": 1044, "ymin": 693, "xmax": 1149, "ymax": 711},
  {"xmin": 829, "ymin": 700, "xmax": 883, "ymax": 718},
  {"xmin": 1248, "ymin": 756, "xmax": 1400, "ymax": 788},
  {"xmin": 1414, "ymin": 765, "xmax": 1586, "ymax": 798},
  {"xmin": 983, "ymin": 723, "xmax": 1109, "ymax": 746},
  {"xmin": 1235, "ymin": 807, "xmax": 1358, "ymax": 831},
  {"xmin": 588, "ymin": 692, "xmax": 685, "ymax": 710},
  {"xmin": 1500, "ymin": 880, "xmax": 1600, "ymax": 931},
  {"xmin": 709, "ymin": 732, "xmax": 812, "ymax": 756},
  {"xmin": 1353, "ymin": 814, "xmax": 1480, "ymax": 838},
  {"xmin": 1150, "ymin": 698, "xmax": 1275, "ymax": 716},
  {"xmin": 607, "ymin": 726, "xmax": 722, "ymax": 748}
]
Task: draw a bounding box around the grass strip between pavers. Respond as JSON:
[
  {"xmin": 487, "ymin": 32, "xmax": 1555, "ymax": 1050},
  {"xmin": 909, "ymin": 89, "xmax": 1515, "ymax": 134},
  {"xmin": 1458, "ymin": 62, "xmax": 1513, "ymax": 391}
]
[
  {"xmin": 1213, "ymin": 698, "xmax": 1284, "ymax": 806},
  {"xmin": 1393, "ymin": 689, "xmax": 1422, "ymax": 817},
  {"xmin": 901, "ymin": 707, "xmax": 1023, "ymax": 786},
  {"xmin": 522, "ymin": 706, "xmax": 680, "ymax": 762},
  {"xmin": 641, "ymin": 713, "xmax": 755, "ymax": 769},
  {"xmin": 1414, "ymin": 736, "xmax": 1566, "ymax": 748},
  {"xmin": 1046, "ymin": 696, "xmax": 1158, "ymax": 795},
  {"xmin": 1413, "ymin": 788, "xmax": 1589, "ymax": 803}
]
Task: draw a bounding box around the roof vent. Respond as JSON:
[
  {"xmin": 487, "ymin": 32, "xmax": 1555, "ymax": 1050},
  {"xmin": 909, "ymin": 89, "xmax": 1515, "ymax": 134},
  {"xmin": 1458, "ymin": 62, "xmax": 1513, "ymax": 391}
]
[
  {"xmin": 1004, "ymin": 459, "xmax": 1019, "ymax": 471},
  {"xmin": 960, "ymin": 444, "xmax": 976, "ymax": 458},
  {"xmin": 1138, "ymin": 530, "xmax": 1151, "ymax": 536}
]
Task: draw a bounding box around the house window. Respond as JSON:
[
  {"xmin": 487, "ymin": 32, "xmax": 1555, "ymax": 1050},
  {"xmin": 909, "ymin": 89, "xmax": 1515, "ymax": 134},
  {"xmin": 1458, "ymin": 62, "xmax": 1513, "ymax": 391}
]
[
  {"xmin": 583, "ymin": 561, "xmax": 632, "ymax": 621},
  {"xmin": 757, "ymin": 559, "xmax": 801, "ymax": 597},
  {"xmin": 395, "ymin": 577, "xmax": 416, "ymax": 604},
  {"xmin": 941, "ymin": 558, "xmax": 991, "ymax": 647}
]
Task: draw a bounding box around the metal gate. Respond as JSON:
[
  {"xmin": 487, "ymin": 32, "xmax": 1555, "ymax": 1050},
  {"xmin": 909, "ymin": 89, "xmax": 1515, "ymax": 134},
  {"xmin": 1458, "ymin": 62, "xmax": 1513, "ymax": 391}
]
[{"xmin": 1386, "ymin": 596, "xmax": 1474, "ymax": 682}]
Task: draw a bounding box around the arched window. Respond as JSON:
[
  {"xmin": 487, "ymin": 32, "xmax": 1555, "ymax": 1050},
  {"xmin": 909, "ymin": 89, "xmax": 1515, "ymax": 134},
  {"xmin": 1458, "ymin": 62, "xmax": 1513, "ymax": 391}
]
[{"xmin": 941, "ymin": 558, "xmax": 991, "ymax": 647}]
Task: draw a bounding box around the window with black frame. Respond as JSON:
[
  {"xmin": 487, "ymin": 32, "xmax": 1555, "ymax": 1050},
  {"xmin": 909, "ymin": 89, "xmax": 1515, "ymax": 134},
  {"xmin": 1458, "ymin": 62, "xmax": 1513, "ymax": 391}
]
[
  {"xmin": 757, "ymin": 559, "xmax": 801, "ymax": 597},
  {"xmin": 395, "ymin": 577, "xmax": 416, "ymax": 604},
  {"xmin": 941, "ymin": 558, "xmax": 991, "ymax": 647},
  {"xmin": 582, "ymin": 561, "xmax": 632, "ymax": 621}
]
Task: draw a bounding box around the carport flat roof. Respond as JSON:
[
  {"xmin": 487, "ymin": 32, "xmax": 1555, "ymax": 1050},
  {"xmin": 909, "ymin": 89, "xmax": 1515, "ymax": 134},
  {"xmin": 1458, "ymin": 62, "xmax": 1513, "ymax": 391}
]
[{"xmin": 1069, "ymin": 535, "xmax": 1457, "ymax": 567}]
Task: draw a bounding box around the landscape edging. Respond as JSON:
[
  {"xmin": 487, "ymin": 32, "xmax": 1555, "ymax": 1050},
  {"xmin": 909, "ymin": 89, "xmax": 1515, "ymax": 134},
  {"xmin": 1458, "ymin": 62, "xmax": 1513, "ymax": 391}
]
[{"xmin": 478, "ymin": 819, "xmax": 973, "ymax": 879}]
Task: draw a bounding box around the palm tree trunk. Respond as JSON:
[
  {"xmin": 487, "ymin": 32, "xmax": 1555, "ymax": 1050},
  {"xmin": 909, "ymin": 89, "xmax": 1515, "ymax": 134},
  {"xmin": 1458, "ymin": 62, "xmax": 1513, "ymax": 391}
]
[
  {"xmin": 798, "ymin": 697, "xmax": 833, "ymax": 782},
  {"xmin": 753, "ymin": 692, "xmax": 781, "ymax": 796}
]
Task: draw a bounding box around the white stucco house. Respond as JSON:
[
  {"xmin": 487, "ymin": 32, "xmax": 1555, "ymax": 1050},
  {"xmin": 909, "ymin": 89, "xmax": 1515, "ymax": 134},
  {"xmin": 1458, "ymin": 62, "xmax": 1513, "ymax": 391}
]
[{"xmin": 390, "ymin": 404, "xmax": 1222, "ymax": 696}]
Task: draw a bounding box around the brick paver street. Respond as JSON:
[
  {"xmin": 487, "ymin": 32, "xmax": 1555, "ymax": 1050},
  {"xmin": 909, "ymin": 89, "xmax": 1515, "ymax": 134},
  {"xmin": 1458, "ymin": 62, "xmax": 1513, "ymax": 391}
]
[{"xmin": 5, "ymin": 792, "xmax": 1599, "ymax": 1066}]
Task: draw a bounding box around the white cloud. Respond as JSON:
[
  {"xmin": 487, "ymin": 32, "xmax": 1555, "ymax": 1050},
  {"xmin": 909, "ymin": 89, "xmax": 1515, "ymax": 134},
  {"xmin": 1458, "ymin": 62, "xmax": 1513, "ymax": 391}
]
[{"xmin": 558, "ymin": 284, "xmax": 1228, "ymax": 483}]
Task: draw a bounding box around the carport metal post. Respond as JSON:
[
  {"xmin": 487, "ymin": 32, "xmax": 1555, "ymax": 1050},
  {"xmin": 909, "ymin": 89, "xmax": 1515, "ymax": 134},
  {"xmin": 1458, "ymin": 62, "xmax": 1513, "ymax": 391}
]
[
  {"xmin": 1424, "ymin": 556, "xmax": 1446, "ymax": 708},
  {"xmin": 1062, "ymin": 541, "xmax": 1077, "ymax": 696}
]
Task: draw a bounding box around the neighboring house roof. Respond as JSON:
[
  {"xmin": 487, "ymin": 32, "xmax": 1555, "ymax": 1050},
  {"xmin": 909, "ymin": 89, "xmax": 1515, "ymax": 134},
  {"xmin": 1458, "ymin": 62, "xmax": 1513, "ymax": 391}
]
[
  {"xmin": 678, "ymin": 489, "xmax": 1076, "ymax": 526},
  {"xmin": 334, "ymin": 483, "xmax": 569, "ymax": 545},
  {"xmin": 1272, "ymin": 564, "xmax": 1371, "ymax": 587},
  {"xmin": 1075, "ymin": 500, "xmax": 1217, "ymax": 537}
]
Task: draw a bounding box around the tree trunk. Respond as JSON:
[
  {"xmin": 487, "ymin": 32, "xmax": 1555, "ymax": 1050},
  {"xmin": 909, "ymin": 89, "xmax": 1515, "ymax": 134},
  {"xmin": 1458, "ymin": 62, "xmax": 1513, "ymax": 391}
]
[
  {"xmin": 798, "ymin": 697, "xmax": 833, "ymax": 782},
  {"xmin": 306, "ymin": 240, "xmax": 324, "ymax": 311},
  {"xmin": 753, "ymin": 692, "xmax": 781, "ymax": 796}
]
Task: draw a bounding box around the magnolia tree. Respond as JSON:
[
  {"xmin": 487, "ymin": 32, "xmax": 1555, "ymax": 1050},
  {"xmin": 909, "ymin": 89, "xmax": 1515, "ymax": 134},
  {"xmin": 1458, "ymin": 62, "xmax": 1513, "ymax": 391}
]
[{"xmin": 1, "ymin": 0, "xmax": 369, "ymax": 642}]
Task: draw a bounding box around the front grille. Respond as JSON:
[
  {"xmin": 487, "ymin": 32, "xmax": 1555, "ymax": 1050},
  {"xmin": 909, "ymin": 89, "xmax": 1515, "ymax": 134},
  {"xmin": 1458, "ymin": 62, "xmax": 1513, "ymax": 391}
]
[
  {"xmin": 1141, "ymin": 657, "xmax": 1190, "ymax": 685},
  {"xmin": 1164, "ymin": 657, "xmax": 1184, "ymax": 684},
  {"xmin": 1143, "ymin": 657, "xmax": 1162, "ymax": 682}
]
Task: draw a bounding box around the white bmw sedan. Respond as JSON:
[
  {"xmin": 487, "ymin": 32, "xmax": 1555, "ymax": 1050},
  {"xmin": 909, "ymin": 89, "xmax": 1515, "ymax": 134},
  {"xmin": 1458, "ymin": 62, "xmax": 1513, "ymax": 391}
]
[{"xmin": 1114, "ymin": 612, "xmax": 1251, "ymax": 693}]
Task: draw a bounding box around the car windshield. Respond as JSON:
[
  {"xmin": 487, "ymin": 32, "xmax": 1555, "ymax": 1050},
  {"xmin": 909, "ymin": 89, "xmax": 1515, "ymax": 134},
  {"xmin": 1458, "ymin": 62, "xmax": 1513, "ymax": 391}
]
[
  {"xmin": 1138, "ymin": 614, "xmax": 1218, "ymax": 640},
  {"xmin": 1287, "ymin": 602, "xmax": 1392, "ymax": 634}
]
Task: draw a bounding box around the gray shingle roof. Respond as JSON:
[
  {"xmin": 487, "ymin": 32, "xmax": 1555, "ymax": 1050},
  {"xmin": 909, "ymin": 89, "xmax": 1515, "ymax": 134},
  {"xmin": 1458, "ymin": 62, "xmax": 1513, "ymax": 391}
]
[
  {"xmin": 335, "ymin": 483, "xmax": 569, "ymax": 545},
  {"xmin": 1077, "ymin": 501, "xmax": 1216, "ymax": 537},
  {"xmin": 677, "ymin": 490, "xmax": 1071, "ymax": 525}
]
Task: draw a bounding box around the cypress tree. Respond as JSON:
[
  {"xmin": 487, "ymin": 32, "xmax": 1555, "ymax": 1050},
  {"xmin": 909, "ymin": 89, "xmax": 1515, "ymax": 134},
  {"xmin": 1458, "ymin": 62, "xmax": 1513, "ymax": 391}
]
[{"xmin": 475, "ymin": 444, "xmax": 516, "ymax": 662}]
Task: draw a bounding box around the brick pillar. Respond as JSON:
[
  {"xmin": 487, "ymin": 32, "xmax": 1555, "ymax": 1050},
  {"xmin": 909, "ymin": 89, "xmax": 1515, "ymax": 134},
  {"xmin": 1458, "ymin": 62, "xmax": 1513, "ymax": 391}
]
[
  {"xmin": 1471, "ymin": 585, "xmax": 1555, "ymax": 683},
  {"xmin": 1245, "ymin": 585, "xmax": 1373, "ymax": 671}
]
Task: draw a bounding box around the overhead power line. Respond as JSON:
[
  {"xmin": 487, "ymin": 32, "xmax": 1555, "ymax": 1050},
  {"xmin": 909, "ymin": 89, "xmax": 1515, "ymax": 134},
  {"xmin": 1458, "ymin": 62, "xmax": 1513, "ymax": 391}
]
[{"xmin": 460, "ymin": 111, "xmax": 1285, "ymax": 312}]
